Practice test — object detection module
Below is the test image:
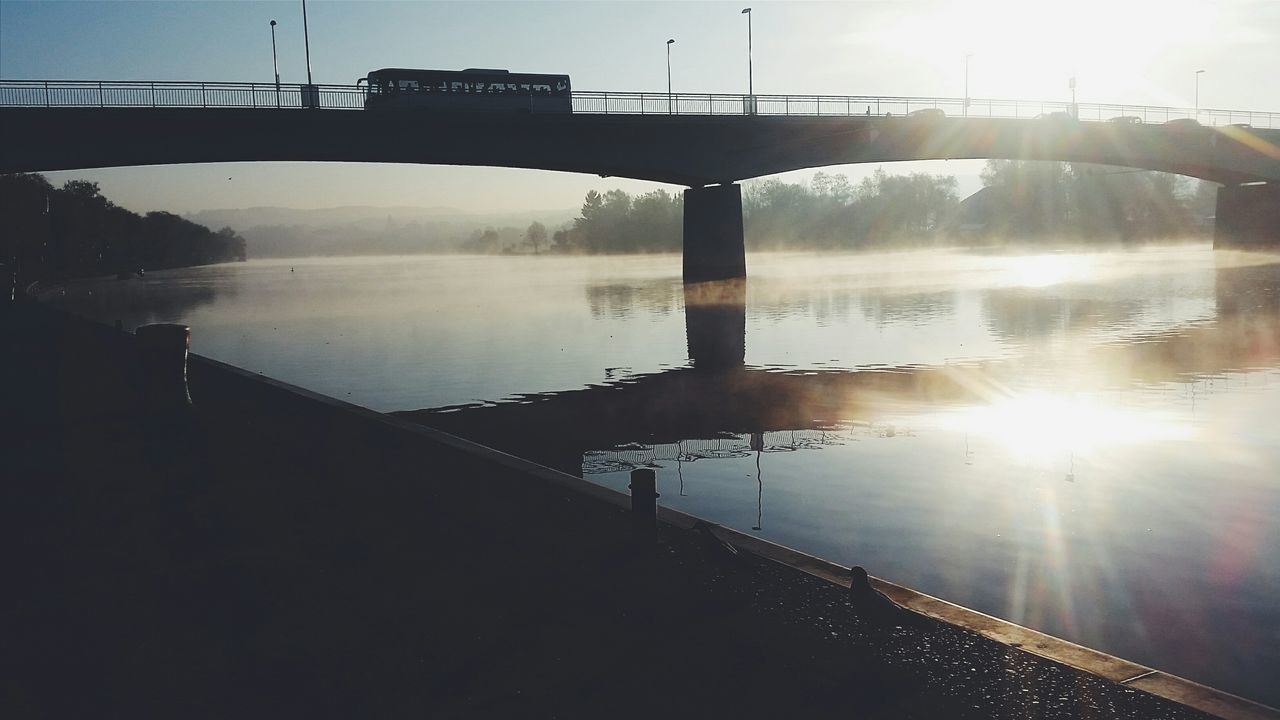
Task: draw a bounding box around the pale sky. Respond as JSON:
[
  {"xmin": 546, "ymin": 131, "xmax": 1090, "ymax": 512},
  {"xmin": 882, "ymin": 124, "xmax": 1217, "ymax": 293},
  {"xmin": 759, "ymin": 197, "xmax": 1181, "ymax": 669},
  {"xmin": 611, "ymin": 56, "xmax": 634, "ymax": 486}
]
[{"xmin": 3, "ymin": 0, "xmax": 1277, "ymax": 214}]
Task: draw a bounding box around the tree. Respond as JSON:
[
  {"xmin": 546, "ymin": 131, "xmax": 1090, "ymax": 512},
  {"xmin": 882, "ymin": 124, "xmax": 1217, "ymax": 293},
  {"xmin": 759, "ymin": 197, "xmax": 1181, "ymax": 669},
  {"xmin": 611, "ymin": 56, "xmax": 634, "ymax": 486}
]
[
  {"xmin": 551, "ymin": 228, "xmax": 573, "ymax": 253},
  {"xmin": 0, "ymin": 173, "xmax": 246, "ymax": 287},
  {"xmin": 524, "ymin": 221, "xmax": 547, "ymax": 255}
]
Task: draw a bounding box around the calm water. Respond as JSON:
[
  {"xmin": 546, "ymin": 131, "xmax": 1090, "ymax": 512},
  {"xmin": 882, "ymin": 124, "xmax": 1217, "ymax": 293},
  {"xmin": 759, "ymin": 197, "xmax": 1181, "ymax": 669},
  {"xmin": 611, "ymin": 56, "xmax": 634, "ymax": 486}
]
[{"xmin": 47, "ymin": 246, "xmax": 1280, "ymax": 706}]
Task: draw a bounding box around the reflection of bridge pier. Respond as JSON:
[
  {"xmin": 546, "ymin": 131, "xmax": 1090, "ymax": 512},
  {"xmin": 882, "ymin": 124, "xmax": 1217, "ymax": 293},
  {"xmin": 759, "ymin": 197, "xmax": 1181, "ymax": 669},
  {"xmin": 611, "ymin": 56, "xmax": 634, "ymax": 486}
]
[{"xmin": 684, "ymin": 277, "xmax": 746, "ymax": 370}]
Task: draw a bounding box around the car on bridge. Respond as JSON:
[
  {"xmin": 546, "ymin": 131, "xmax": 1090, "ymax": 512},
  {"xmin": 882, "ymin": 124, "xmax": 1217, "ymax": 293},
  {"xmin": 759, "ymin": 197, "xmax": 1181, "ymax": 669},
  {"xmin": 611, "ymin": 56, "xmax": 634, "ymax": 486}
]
[
  {"xmin": 906, "ymin": 108, "xmax": 945, "ymax": 121},
  {"xmin": 1164, "ymin": 118, "xmax": 1203, "ymax": 131},
  {"xmin": 1108, "ymin": 116, "xmax": 1143, "ymax": 124}
]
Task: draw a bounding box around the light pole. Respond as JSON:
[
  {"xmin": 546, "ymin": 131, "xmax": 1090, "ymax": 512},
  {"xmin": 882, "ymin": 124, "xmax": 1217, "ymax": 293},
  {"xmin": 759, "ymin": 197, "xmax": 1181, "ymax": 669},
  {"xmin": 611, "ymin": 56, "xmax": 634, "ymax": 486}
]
[
  {"xmin": 300, "ymin": 0, "xmax": 316, "ymax": 107},
  {"xmin": 666, "ymin": 39, "xmax": 675, "ymax": 114},
  {"xmin": 1195, "ymin": 69, "xmax": 1205, "ymax": 119},
  {"xmin": 269, "ymin": 20, "xmax": 280, "ymax": 108},
  {"xmin": 741, "ymin": 7, "xmax": 753, "ymax": 109},
  {"xmin": 301, "ymin": 0, "xmax": 313, "ymax": 85},
  {"xmin": 964, "ymin": 53, "xmax": 972, "ymax": 116}
]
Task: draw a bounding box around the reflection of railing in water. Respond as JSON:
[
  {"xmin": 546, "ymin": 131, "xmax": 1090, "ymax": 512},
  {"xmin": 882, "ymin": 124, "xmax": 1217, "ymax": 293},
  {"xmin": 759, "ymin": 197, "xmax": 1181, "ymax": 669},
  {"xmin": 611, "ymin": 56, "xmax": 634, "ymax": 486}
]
[{"xmin": 582, "ymin": 428, "xmax": 850, "ymax": 475}]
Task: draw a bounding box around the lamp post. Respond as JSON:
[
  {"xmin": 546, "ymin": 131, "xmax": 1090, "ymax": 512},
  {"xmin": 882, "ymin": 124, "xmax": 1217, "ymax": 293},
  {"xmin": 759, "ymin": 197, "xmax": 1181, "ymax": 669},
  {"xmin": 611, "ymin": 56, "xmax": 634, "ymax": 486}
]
[
  {"xmin": 964, "ymin": 53, "xmax": 972, "ymax": 117},
  {"xmin": 666, "ymin": 39, "xmax": 675, "ymax": 114},
  {"xmin": 741, "ymin": 7, "xmax": 753, "ymax": 107},
  {"xmin": 1195, "ymin": 69, "xmax": 1205, "ymax": 119},
  {"xmin": 269, "ymin": 20, "xmax": 280, "ymax": 108},
  {"xmin": 301, "ymin": 0, "xmax": 313, "ymax": 85}
]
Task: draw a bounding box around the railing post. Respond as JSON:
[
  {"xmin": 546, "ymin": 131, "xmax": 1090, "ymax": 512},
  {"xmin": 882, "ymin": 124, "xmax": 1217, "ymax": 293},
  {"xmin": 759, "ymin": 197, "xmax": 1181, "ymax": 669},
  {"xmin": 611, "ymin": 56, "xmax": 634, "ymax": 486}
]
[
  {"xmin": 150, "ymin": 82, "xmax": 156, "ymax": 106},
  {"xmin": 629, "ymin": 468, "xmax": 658, "ymax": 532},
  {"xmin": 135, "ymin": 323, "xmax": 193, "ymax": 414},
  {"xmin": 98, "ymin": 81, "xmax": 104, "ymax": 107},
  {"xmin": 44, "ymin": 80, "xmax": 50, "ymax": 107},
  {"xmin": 201, "ymin": 82, "xmax": 207, "ymax": 108}
]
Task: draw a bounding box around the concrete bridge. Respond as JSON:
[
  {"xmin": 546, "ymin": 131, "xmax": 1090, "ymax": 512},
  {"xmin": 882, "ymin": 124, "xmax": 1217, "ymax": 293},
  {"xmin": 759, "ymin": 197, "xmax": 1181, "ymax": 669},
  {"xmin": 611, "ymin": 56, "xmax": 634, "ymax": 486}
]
[{"xmin": 3, "ymin": 80, "xmax": 1278, "ymax": 279}]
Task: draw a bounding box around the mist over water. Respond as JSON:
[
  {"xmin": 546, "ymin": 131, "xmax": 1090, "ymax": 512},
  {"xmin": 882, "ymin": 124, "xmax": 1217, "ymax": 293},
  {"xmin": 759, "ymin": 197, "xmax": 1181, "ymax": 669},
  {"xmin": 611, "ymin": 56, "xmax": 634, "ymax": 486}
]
[{"xmin": 46, "ymin": 245, "xmax": 1280, "ymax": 706}]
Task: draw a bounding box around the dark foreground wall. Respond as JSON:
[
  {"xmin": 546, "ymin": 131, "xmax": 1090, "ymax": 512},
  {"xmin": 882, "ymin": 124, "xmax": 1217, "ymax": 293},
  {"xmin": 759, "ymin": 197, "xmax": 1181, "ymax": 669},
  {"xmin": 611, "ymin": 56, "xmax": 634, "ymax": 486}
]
[{"xmin": 1215, "ymin": 182, "xmax": 1280, "ymax": 249}]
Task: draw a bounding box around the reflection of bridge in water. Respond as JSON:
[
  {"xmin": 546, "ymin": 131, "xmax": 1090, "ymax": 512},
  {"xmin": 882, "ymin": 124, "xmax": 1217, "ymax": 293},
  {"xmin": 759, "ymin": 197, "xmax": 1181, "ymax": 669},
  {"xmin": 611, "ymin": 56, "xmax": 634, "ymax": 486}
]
[{"xmin": 398, "ymin": 261, "xmax": 1280, "ymax": 475}]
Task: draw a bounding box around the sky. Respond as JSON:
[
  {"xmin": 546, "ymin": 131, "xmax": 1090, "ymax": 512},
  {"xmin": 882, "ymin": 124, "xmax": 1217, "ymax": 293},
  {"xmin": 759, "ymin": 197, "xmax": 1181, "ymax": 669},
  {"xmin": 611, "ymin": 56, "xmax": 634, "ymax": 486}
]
[{"xmin": 3, "ymin": 0, "xmax": 1278, "ymax": 215}]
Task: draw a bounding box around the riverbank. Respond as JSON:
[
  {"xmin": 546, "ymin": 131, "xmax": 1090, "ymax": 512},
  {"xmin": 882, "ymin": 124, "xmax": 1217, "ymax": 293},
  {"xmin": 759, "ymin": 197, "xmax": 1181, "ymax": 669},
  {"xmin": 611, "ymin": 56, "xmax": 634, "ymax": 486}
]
[{"xmin": 3, "ymin": 301, "xmax": 1271, "ymax": 718}]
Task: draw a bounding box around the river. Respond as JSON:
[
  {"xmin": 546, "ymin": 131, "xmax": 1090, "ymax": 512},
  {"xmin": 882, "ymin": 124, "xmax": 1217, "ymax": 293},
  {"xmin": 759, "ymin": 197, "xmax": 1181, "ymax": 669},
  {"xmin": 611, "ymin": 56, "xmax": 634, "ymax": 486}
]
[{"xmin": 45, "ymin": 245, "xmax": 1280, "ymax": 707}]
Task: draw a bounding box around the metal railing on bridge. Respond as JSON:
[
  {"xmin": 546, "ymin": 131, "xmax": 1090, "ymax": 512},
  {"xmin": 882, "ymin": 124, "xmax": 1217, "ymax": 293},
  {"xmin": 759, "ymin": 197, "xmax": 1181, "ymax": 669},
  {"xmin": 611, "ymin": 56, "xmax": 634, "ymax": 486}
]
[{"xmin": 1, "ymin": 79, "xmax": 1276, "ymax": 129}]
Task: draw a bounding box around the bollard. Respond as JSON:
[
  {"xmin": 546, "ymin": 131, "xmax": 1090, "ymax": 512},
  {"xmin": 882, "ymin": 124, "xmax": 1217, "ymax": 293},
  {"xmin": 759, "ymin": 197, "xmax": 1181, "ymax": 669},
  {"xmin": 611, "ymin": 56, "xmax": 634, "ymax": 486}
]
[
  {"xmin": 629, "ymin": 468, "xmax": 659, "ymax": 530},
  {"xmin": 135, "ymin": 323, "xmax": 192, "ymax": 413}
]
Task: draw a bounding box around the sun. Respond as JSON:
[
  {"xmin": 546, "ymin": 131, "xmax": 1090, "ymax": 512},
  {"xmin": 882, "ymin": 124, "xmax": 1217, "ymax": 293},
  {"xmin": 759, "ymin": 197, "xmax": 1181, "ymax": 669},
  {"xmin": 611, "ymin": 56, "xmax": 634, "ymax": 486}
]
[{"xmin": 858, "ymin": 0, "xmax": 1223, "ymax": 104}]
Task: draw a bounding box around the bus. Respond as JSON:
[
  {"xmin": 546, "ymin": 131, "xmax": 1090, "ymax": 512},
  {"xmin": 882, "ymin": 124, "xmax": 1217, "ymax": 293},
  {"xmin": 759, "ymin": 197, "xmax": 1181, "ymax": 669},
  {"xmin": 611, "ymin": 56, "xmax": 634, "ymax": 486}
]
[{"xmin": 359, "ymin": 68, "xmax": 572, "ymax": 113}]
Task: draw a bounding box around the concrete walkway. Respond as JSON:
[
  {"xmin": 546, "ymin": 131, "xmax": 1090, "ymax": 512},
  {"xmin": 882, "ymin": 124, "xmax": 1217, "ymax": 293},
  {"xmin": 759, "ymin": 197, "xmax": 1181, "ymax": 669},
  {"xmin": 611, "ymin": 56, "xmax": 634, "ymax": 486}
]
[{"xmin": 1, "ymin": 303, "xmax": 1236, "ymax": 718}]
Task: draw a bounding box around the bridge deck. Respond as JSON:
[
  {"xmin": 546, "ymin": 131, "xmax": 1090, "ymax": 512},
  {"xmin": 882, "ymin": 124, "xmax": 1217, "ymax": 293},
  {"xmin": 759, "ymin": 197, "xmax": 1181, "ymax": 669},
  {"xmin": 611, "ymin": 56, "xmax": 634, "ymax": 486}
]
[{"xmin": 3, "ymin": 105, "xmax": 1278, "ymax": 185}]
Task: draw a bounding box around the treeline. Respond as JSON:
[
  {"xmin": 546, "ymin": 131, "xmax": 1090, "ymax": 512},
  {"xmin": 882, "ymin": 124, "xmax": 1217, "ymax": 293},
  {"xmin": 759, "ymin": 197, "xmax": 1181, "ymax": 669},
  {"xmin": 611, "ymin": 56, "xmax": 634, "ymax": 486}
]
[
  {"xmin": 475, "ymin": 162, "xmax": 1216, "ymax": 256},
  {"xmin": 489, "ymin": 174, "xmax": 956, "ymax": 255},
  {"xmin": 960, "ymin": 160, "xmax": 1216, "ymax": 242},
  {"xmin": 744, "ymin": 170, "xmax": 958, "ymax": 250},
  {"xmin": 1, "ymin": 173, "xmax": 246, "ymax": 287}
]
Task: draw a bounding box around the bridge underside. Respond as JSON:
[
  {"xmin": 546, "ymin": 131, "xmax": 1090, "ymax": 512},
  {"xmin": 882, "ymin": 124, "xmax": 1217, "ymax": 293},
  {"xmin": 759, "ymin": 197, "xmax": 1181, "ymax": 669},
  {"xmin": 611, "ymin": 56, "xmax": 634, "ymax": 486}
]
[
  {"xmin": 2, "ymin": 108, "xmax": 1278, "ymax": 186},
  {"xmin": 4, "ymin": 108, "xmax": 1279, "ymax": 269}
]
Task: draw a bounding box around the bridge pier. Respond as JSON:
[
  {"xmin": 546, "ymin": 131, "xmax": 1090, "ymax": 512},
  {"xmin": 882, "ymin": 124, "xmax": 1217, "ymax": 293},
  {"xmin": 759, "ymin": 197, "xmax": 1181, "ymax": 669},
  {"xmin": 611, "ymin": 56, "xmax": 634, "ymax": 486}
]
[
  {"xmin": 1214, "ymin": 182, "xmax": 1280, "ymax": 249},
  {"xmin": 683, "ymin": 184, "xmax": 746, "ymax": 284}
]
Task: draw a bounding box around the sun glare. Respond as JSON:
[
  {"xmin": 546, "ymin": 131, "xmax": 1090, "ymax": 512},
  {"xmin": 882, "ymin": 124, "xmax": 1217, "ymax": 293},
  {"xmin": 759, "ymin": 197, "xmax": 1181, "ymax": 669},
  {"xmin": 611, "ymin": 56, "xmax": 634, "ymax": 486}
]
[
  {"xmin": 1004, "ymin": 254, "xmax": 1091, "ymax": 288},
  {"xmin": 942, "ymin": 392, "xmax": 1192, "ymax": 461},
  {"xmin": 861, "ymin": 0, "xmax": 1226, "ymax": 103}
]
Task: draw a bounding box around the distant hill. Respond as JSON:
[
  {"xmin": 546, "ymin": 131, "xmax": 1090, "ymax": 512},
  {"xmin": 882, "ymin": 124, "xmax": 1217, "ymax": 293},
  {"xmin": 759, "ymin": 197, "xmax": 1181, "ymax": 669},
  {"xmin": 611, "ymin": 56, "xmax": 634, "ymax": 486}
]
[{"xmin": 185, "ymin": 205, "xmax": 575, "ymax": 258}]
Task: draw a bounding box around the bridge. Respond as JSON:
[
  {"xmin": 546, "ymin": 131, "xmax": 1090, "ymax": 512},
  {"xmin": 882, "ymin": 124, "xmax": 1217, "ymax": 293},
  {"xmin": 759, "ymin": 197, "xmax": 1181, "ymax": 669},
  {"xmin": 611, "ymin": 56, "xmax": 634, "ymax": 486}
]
[{"xmin": 3, "ymin": 80, "xmax": 1278, "ymax": 280}]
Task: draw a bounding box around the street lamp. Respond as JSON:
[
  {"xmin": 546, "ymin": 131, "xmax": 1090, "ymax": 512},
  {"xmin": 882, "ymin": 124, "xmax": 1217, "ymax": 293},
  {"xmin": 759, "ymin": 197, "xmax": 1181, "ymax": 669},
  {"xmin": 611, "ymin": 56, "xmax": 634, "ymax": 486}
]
[
  {"xmin": 301, "ymin": 0, "xmax": 313, "ymax": 85},
  {"xmin": 1195, "ymin": 69, "xmax": 1205, "ymax": 119},
  {"xmin": 741, "ymin": 7, "xmax": 753, "ymax": 105},
  {"xmin": 300, "ymin": 0, "xmax": 316, "ymax": 108},
  {"xmin": 269, "ymin": 20, "xmax": 280, "ymax": 108},
  {"xmin": 666, "ymin": 39, "xmax": 675, "ymax": 114},
  {"xmin": 964, "ymin": 53, "xmax": 972, "ymax": 117}
]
